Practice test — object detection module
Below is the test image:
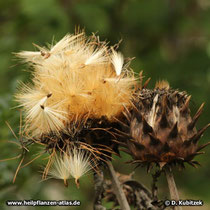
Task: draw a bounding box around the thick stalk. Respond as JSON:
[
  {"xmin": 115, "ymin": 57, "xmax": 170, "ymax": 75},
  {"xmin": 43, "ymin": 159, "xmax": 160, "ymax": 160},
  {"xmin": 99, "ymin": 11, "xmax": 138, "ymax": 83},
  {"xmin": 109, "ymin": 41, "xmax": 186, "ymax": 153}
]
[
  {"xmin": 165, "ymin": 167, "xmax": 182, "ymax": 210},
  {"xmin": 107, "ymin": 162, "xmax": 130, "ymax": 210}
]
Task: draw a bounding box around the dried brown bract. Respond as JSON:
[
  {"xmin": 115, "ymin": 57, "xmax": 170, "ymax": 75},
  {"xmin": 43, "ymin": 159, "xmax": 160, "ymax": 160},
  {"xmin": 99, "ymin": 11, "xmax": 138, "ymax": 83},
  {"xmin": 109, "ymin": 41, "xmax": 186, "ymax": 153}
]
[{"xmin": 119, "ymin": 80, "xmax": 210, "ymax": 170}]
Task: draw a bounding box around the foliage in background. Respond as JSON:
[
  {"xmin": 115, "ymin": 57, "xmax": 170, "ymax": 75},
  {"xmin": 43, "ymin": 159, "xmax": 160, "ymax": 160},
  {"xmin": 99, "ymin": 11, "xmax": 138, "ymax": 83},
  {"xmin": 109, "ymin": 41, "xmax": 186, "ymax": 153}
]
[{"xmin": 0, "ymin": 0, "xmax": 210, "ymax": 209}]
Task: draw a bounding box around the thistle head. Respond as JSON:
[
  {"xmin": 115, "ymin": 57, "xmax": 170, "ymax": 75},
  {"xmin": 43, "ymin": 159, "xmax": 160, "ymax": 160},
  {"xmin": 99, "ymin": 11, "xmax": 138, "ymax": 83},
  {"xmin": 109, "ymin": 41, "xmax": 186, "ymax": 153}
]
[
  {"xmin": 16, "ymin": 32, "xmax": 136, "ymax": 139},
  {"xmin": 120, "ymin": 80, "xmax": 210, "ymax": 170}
]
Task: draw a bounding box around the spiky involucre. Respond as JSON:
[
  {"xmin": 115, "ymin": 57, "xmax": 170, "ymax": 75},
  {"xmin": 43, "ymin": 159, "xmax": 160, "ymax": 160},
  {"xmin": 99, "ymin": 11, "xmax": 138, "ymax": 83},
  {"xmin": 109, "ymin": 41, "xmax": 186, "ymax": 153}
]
[
  {"xmin": 16, "ymin": 32, "xmax": 135, "ymax": 137},
  {"xmin": 120, "ymin": 82, "xmax": 210, "ymax": 169}
]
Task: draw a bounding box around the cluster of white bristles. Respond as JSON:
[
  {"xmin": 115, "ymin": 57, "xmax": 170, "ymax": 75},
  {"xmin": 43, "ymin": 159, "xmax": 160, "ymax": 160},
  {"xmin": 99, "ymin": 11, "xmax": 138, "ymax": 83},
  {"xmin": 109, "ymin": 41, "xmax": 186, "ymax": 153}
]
[
  {"xmin": 48, "ymin": 147, "xmax": 95, "ymax": 187},
  {"xmin": 16, "ymin": 32, "xmax": 135, "ymax": 137}
]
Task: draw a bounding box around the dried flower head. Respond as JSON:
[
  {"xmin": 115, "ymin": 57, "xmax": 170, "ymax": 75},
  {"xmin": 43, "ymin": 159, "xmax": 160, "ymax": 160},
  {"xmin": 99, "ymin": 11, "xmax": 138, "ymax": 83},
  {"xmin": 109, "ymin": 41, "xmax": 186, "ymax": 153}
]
[
  {"xmin": 119, "ymin": 80, "xmax": 210, "ymax": 170},
  {"xmin": 14, "ymin": 31, "xmax": 136, "ymax": 184},
  {"xmin": 16, "ymin": 32, "xmax": 135, "ymax": 138}
]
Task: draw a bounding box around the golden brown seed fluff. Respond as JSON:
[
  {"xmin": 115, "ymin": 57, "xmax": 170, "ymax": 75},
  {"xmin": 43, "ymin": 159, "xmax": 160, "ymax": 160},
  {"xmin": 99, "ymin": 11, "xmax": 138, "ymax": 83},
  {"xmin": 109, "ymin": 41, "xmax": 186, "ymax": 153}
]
[
  {"xmin": 120, "ymin": 81, "xmax": 210, "ymax": 169},
  {"xmin": 15, "ymin": 32, "xmax": 136, "ymax": 138}
]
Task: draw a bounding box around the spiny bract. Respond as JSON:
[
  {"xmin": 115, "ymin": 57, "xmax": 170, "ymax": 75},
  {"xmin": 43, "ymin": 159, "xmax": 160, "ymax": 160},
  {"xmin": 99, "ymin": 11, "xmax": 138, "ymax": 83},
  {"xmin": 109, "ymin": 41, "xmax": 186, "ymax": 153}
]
[
  {"xmin": 16, "ymin": 32, "xmax": 135, "ymax": 138},
  {"xmin": 120, "ymin": 81, "xmax": 210, "ymax": 169}
]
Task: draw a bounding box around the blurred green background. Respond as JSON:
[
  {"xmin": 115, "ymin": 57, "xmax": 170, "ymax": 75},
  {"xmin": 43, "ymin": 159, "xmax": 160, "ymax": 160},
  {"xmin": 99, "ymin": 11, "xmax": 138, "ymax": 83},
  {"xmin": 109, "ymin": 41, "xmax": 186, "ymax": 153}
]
[{"xmin": 0, "ymin": 0, "xmax": 210, "ymax": 209}]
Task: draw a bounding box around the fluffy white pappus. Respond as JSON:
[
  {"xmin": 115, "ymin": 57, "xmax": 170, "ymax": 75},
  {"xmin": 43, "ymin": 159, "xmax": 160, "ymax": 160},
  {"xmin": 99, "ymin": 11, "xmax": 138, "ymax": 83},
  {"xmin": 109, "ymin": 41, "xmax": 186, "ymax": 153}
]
[
  {"xmin": 66, "ymin": 147, "xmax": 94, "ymax": 188},
  {"xmin": 85, "ymin": 47, "xmax": 107, "ymax": 65},
  {"xmin": 16, "ymin": 84, "xmax": 47, "ymax": 109},
  {"xmin": 24, "ymin": 95, "xmax": 48, "ymax": 125},
  {"xmin": 15, "ymin": 51, "xmax": 43, "ymax": 64},
  {"xmin": 48, "ymin": 154, "xmax": 71, "ymax": 187},
  {"xmin": 111, "ymin": 50, "xmax": 124, "ymax": 76},
  {"xmin": 38, "ymin": 106, "xmax": 67, "ymax": 133},
  {"xmin": 48, "ymin": 148, "xmax": 95, "ymax": 187},
  {"xmin": 16, "ymin": 33, "xmax": 84, "ymax": 64},
  {"xmin": 25, "ymin": 95, "xmax": 67, "ymax": 136},
  {"xmin": 50, "ymin": 33, "xmax": 83, "ymax": 54}
]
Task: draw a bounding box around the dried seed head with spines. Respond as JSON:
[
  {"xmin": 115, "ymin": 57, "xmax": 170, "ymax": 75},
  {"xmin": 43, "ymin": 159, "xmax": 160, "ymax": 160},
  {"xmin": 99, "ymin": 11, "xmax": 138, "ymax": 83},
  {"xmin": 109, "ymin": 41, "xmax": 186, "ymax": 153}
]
[{"xmin": 120, "ymin": 80, "xmax": 210, "ymax": 169}]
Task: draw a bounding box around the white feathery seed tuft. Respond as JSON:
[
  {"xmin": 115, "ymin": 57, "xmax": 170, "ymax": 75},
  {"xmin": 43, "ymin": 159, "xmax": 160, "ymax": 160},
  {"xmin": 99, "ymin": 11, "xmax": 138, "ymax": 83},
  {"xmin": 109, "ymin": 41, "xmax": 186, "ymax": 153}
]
[
  {"xmin": 48, "ymin": 154, "xmax": 71, "ymax": 187},
  {"xmin": 16, "ymin": 33, "xmax": 83, "ymax": 63},
  {"xmin": 50, "ymin": 34, "xmax": 78, "ymax": 54},
  {"xmin": 48, "ymin": 147, "xmax": 95, "ymax": 187},
  {"xmin": 66, "ymin": 147, "xmax": 93, "ymax": 187},
  {"xmin": 111, "ymin": 50, "xmax": 124, "ymax": 76},
  {"xmin": 23, "ymin": 94, "xmax": 67, "ymax": 135},
  {"xmin": 85, "ymin": 48, "xmax": 107, "ymax": 65},
  {"xmin": 35, "ymin": 106, "xmax": 67, "ymax": 134},
  {"xmin": 15, "ymin": 51, "xmax": 43, "ymax": 63},
  {"xmin": 26, "ymin": 96, "xmax": 48, "ymax": 117}
]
